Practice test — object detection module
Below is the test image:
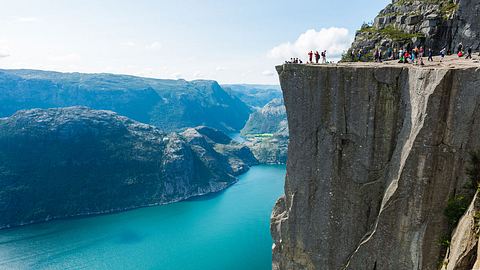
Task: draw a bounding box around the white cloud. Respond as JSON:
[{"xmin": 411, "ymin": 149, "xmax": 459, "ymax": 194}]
[
  {"xmin": 268, "ymin": 27, "xmax": 352, "ymax": 61},
  {"xmin": 262, "ymin": 70, "xmax": 274, "ymax": 76},
  {"xmin": 216, "ymin": 66, "xmax": 227, "ymax": 71},
  {"xmin": 146, "ymin": 41, "xmax": 162, "ymax": 50},
  {"xmin": 123, "ymin": 41, "xmax": 136, "ymax": 47},
  {"xmin": 0, "ymin": 53, "xmax": 9, "ymax": 58},
  {"xmin": 14, "ymin": 17, "xmax": 39, "ymax": 23}
]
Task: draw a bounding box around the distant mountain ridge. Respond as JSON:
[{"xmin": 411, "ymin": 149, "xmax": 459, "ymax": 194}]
[
  {"xmin": 0, "ymin": 69, "xmax": 251, "ymax": 133},
  {"xmin": 222, "ymin": 84, "xmax": 282, "ymax": 108},
  {"xmin": 241, "ymin": 98, "xmax": 287, "ymax": 136},
  {"xmin": 240, "ymin": 98, "xmax": 289, "ymax": 164}
]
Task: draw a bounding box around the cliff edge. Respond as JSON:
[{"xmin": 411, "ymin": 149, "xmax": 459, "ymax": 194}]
[{"xmin": 271, "ymin": 60, "xmax": 480, "ymax": 269}]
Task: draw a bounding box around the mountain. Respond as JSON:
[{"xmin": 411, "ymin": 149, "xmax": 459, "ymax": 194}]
[
  {"xmin": 240, "ymin": 98, "xmax": 288, "ymax": 164},
  {"xmin": 0, "ymin": 107, "xmax": 257, "ymax": 229},
  {"xmin": 0, "ymin": 69, "xmax": 251, "ymax": 133},
  {"xmin": 241, "ymin": 98, "xmax": 287, "ymax": 136},
  {"xmin": 222, "ymin": 84, "xmax": 282, "ymax": 108},
  {"xmin": 346, "ymin": 0, "xmax": 480, "ymax": 59}
]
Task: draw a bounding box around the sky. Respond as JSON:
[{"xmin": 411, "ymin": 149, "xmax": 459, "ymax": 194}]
[{"xmin": 0, "ymin": 0, "xmax": 390, "ymax": 84}]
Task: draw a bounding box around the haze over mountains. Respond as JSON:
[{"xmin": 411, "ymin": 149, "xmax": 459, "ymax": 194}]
[
  {"xmin": 222, "ymin": 84, "xmax": 282, "ymax": 108},
  {"xmin": 0, "ymin": 68, "xmax": 285, "ymax": 228},
  {"xmin": 0, "ymin": 69, "xmax": 251, "ymax": 133}
]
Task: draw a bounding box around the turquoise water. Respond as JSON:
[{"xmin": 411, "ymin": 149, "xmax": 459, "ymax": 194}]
[
  {"xmin": 0, "ymin": 165, "xmax": 286, "ymax": 270},
  {"xmin": 228, "ymin": 132, "xmax": 246, "ymax": 143}
]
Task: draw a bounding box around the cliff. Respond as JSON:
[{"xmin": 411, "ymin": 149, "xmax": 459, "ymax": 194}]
[
  {"xmin": 348, "ymin": 0, "xmax": 480, "ymax": 58},
  {"xmin": 0, "ymin": 107, "xmax": 257, "ymax": 229},
  {"xmin": 271, "ymin": 62, "xmax": 480, "ymax": 269}
]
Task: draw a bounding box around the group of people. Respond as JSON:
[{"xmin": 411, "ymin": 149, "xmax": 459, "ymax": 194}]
[
  {"xmin": 396, "ymin": 47, "xmax": 430, "ymax": 65},
  {"xmin": 285, "ymin": 42, "xmax": 475, "ymax": 65},
  {"xmin": 454, "ymin": 42, "xmax": 473, "ymax": 59},
  {"xmin": 286, "ymin": 58, "xmax": 303, "ymax": 64},
  {"xmin": 284, "ymin": 50, "xmax": 328, "ymax": 65},
  {"xmin": 350, "ymin": 42, "xmax": 475, "ymax": 65},
  {"xmin": 307, "ymin": 50, "xmax": 328, "ymax": 64}
]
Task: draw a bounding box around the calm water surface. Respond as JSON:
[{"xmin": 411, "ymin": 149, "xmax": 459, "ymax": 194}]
[{"xmin": 0, "ymin": 165, "xmax": 286, "ymax": 270}]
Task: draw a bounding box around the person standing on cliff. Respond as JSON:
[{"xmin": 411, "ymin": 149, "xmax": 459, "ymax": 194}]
[
  {"xmin": 308, "ymin": 51, "xmax": 313, "ymax": 63},
  {"xmin": 458, "ymin": 42, "xmax": 463, "ymax": 54},
  {"xmin": 466, "ymin": 47, "xmax": 473, "ymax": 59},
  {"xmin": 428, "ymin": 48, "xmax": 433, "ymax": 62},
  {"xmin": 315, "ymin": 51, "xmax": 320, "ymax": 64},
  {"xmin": 440, "ymin": 47, "xmax": 446, "ymax": 62},
  {"xmin": 321, "ymin": 50, "xmax": 327, "ymax": 64},
  {"xmin": 350, "ymin": 50, "xmax": 355, "ymax": 62},
  {"xmin": 412, "ymin": 47, "xmax": 417, "ymax": 64}
]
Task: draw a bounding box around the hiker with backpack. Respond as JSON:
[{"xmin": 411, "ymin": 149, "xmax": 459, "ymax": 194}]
[
  {"xmin": 440, "ymin": 47, "xmax": 446, "ymax": 62},
  {"xmin": 315, "ymin": 51, "xmax": 320, "ymax": 64}
]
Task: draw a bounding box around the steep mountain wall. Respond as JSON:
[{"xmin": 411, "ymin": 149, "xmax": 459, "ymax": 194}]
[
  {"xmin": 272, "ymin": 63, "xmax": 480, "ymax": 269},
  {"xmin": 348, "ymin": 0, "xmax": 480, "ymax": 58},
  {"xmin": 0, "ymin": 107, "xmax": 257, "ymax": 229}
]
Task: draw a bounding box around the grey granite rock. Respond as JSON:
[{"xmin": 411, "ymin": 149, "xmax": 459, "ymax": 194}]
[
  {"xmin": 347, "ymin": 0, "xmax": 480, "ymax": 60},
  {"xmin": 272, "ymin": 63, "xmax": 480, "ymax": 269}
]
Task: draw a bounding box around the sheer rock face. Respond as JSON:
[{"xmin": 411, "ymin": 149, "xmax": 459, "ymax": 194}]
[
  {"xmin": 348, "ymin": 0, "xmax": 480, "ymax": 56},
  {"xmin": 272, "ymin": 64, "xmax": 480, "ymax": 269},
  {"xmin": 451, "ymin": 0, "xmax": 480, "ymax": 50},
  {"xmin": 0, "ymin": 107, "xmax": 256, "ymax": 229}
]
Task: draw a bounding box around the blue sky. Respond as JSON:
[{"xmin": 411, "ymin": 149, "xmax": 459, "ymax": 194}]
[{"xmin": 0, "ymin": 0, "xmax": 390, "ymax": 84}]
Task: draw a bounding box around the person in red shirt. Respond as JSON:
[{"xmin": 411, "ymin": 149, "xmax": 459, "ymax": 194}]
[
  {"xmin": 315, "ymin": 51, "xmax": 320, "ymax": 64},
  {"xmin": 308, "ymin": 51, "xmax": 313, "ymax": 63}
]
